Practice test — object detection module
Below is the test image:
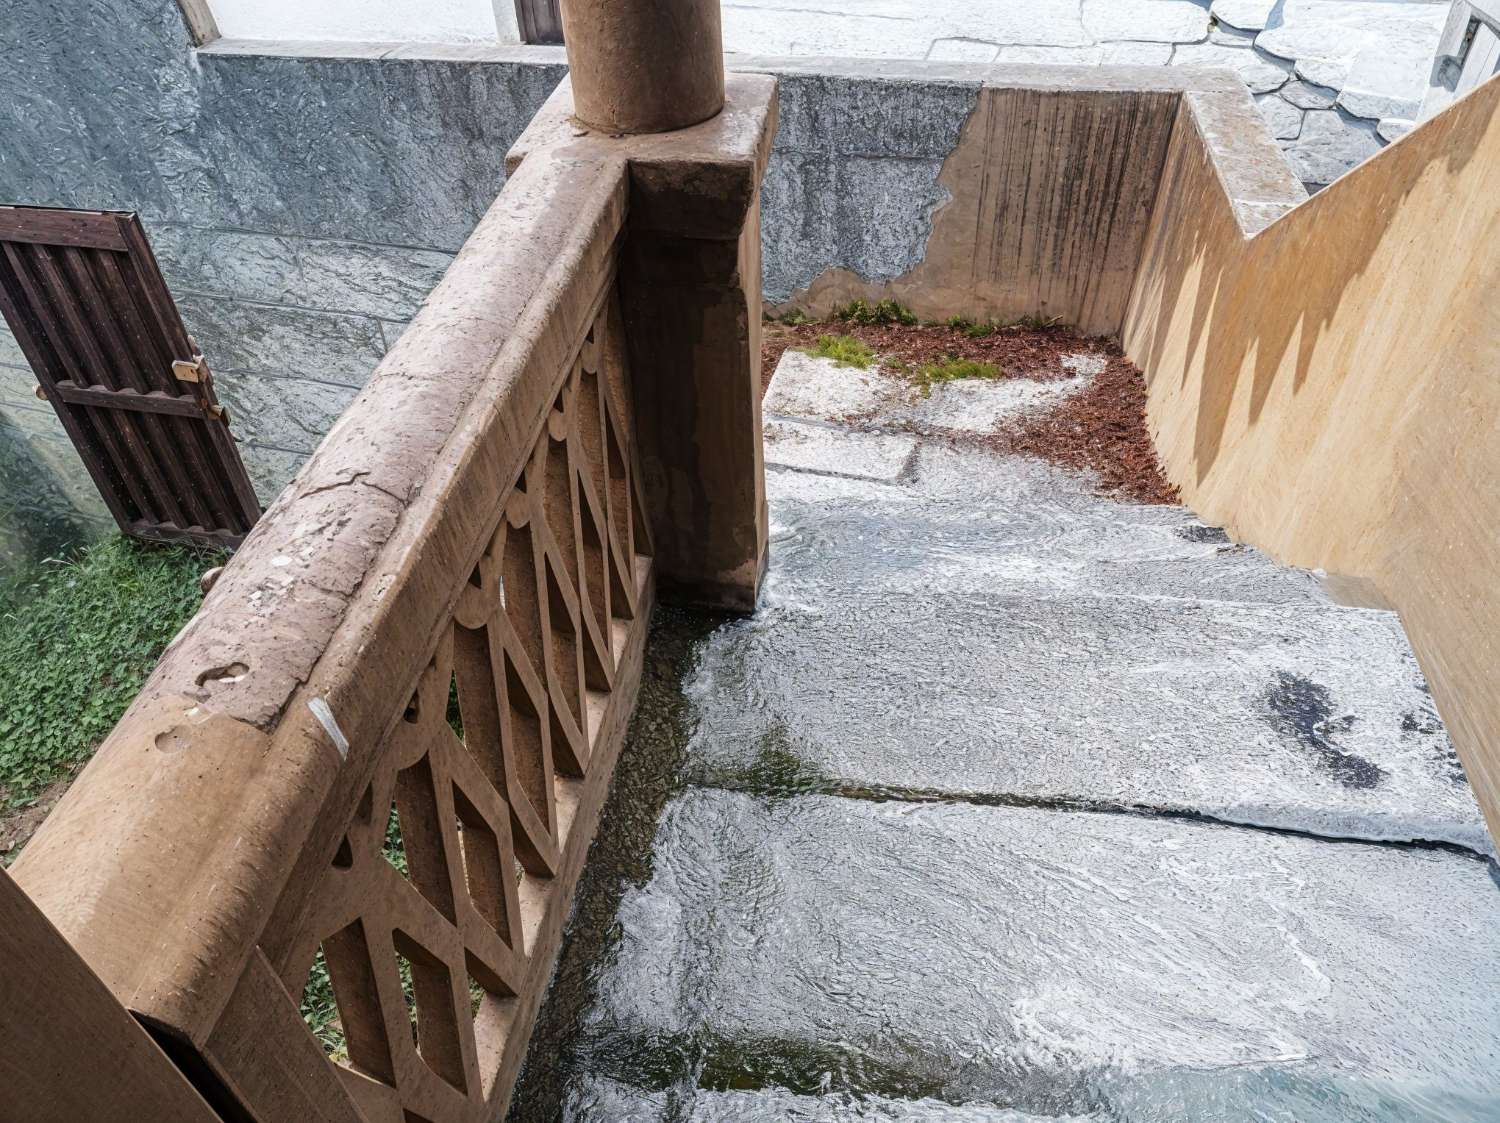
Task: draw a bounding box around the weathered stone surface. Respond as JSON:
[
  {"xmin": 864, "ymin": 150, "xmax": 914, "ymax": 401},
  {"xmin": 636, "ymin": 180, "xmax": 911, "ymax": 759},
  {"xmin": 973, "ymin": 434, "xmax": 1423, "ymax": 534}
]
[
  {"xmin": 1099, "ymin": 41, "xmax": 1175, "ymax": 65},
  {"xmin": 1281, "ymin": 78, "xmax": 1340, "ymax": 108},
  {"xmin": 695, "ymin": 585, "xmax": 1487, "ymax": 851},
  {"xmin": 565, "ymin": 1078, "xmax": 1105, "ymax": 1122},
  {"xmin": 768, "ymin": 71, "xmax": 980, "ymax": 161},
  {"xmin": 1281, "ymin": 107, "xmax": 1383, "ymax": 184},
  {"xmin": 925, "ymin": 38, "xmax": 1001, "ymax": 62},
  {"xmin": 1212, "ymin": 0, "xmax": 1280, "ymax": 31},
  {"xmin": 213, "ymin": 372, "xmax": 359, "ymax": 455},
  {"xmin": 1081, "ymin": 0, "xmax": 1211, "ymax": 43},
  {"xmin": 0, "ymin": 327, "xmax": 24, "ymax": 369},
  {"xmin": 769, "ymin": 442, "xmax": 1334, "ymax": 606},
  {"xmin": 1209, "ymin": 20, "xmax": 1259, "ymax": 45},
  {"xmin": 763, "ymin": 351, "xmax": 895, "ymax": 420},
  {"xmin": 0, "ymin": 363, "xmax": 35, "ymax": 408},
  {"xmin": 0, "ymin": 407, "xmax": 110, "ymax": 522},
  {"xmin": 1377, "ymin": 116, "xmax": 1416, "ymax": 142},
  {"xmin": 149, "ymin": 224, "xmax": 454, "ymax": 322},
  {"xmin": 763, "ymin": 418, "xmax": 916, "ymax": 481},
  {"xmin": 761, "ymin": 152, "xmax": 953, "ymax": 303},
  {"xmin": 998, "ymin": 44, "xmax": 1105, "ymax": 65},
  {"xmin": 176, "ymin": 295, "xmax": 387, "ymax": 387},
  {"xmin": 1172, "ymin": 42, "xmax": 1293, "ymax": 93},
  {"xmin": 1256, "ymin": 90, "xmax": 1306, "ymax": 138},
  {"xmin": 0, "ymin": 410, "xmax": 111, "ymax": 574},
  {"xmin": 1255, "ymin": 0, "xmax": 1448, "ymax": 105},
  {"xmin": 1338, "ymin": 32, "xmax": 1435, "ymax": 121},
  {"xmin": 585, "ymin": 789, "xmax": 1500, "ymax": 1111}
]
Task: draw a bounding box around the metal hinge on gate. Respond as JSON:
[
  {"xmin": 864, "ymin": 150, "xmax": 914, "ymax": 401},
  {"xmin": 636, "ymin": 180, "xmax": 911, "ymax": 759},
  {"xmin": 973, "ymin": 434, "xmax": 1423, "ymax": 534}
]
[{"xmin": 171, "ymin": 355, "xmax": 206, "ymax": 383}]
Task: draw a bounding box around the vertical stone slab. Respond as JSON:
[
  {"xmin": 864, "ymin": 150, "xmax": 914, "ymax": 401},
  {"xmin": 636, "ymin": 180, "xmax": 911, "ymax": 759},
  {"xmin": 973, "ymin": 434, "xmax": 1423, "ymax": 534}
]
[
  {"xmin": 509, "ymin": 74, "xmax": 778, "ymax": 612},
  {"xmin": 620, "ymin": 164, "xmax": 770, "ymax": 609}
]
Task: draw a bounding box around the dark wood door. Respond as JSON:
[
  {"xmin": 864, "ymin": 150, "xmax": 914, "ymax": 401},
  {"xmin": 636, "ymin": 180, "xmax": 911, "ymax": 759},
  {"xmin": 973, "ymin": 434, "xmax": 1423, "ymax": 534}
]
[
  {"xmin": 516, "ymin": 0, "xmax": 563, "ymax": 44},
  {"xmin": 0, "ymin": 206, "xmax": 261, "ymax": 548}
]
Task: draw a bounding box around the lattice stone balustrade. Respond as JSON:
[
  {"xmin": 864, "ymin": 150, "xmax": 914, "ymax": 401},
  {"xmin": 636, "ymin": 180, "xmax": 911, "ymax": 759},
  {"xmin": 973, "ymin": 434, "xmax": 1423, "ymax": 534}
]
[{"xmin": 9, "ymin": 74, "xmax": 776, "ymax": 1123}]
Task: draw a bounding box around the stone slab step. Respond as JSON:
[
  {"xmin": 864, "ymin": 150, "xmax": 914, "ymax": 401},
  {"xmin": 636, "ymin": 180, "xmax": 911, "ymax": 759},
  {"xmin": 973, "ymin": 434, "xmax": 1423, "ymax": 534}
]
[
  {"xmin": 686, "ymin": 588, "xmax": 1489, "ymax": 853},
  {"xmin": 570, "ymin": 789, "xmax": 1500, "ymax": 1119},
  {"xmin": 565, "ymin": 1077, "xmax": 1105, "ymax": 1121},
  {"xmin": 767, "ymin": 445, "xmax": 1333, "ymax": 608}
]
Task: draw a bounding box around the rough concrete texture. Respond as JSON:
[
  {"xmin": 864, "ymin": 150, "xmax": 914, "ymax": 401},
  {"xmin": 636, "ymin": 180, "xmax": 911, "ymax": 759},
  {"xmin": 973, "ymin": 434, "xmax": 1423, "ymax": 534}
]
[{"xmin": 511, "ymin": 355, "xmax": 1500, "ymax": 1120}]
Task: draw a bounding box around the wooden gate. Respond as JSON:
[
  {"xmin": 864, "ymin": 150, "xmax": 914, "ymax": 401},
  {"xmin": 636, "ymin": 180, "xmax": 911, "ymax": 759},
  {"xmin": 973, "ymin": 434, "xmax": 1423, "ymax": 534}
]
[{"xmin": 0, "ymin": 206, "xmax": 261, "ymax": 548}]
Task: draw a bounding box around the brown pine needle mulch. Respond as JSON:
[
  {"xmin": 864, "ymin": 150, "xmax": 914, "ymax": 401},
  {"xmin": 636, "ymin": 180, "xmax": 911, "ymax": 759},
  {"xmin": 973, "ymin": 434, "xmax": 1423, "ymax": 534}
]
[{"xmin": 761, "ymin": 317, "xmax": 1180, "ymax": 506}]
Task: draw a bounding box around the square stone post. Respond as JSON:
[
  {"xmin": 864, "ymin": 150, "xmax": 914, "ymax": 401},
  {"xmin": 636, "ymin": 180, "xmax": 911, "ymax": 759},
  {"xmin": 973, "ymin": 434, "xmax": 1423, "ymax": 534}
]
[{"xmin": 508, "ymin": 73, "xmax": 777, "ymax": 612}]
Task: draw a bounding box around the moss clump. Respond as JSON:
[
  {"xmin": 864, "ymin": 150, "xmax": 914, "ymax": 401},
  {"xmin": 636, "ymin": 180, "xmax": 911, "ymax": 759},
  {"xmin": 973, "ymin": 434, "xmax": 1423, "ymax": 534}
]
[
  {"xmin": 947, "ymin": 313, "xmax": 1065, "ymax": 336},
  {"xmin": 777, "ymin": 308, "xmax": 813, "ymax": 326},
  {"xmin": 910, "ymin": 356, "xmax": 1003, "ymax": 396},
  {"xmin": 945, "ymin": 315, "xmax": 996, "ymax": 338},
  {"xmin": 804, "ymin": 334, "xmax": 876, "ymax": 369},
  {"xmin": 0, "ymin": 536, "xmax": 222, "ymax": 807},
  {"xmin": 832, "ymin": 298, "xmax": 917, "ymax": 326}
]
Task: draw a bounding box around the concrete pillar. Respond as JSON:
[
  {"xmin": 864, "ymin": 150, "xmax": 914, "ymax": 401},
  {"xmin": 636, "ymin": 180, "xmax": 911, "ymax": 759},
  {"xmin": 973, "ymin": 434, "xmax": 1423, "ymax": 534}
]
[{"xmin": 559, "ymin": 0, "xmax": 726, "ymax": 133}]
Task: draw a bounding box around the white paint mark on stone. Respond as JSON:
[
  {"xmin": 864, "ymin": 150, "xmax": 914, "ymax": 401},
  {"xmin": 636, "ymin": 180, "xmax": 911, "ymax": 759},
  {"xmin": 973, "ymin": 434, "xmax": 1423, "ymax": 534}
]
[{"xmin": 308, "ymin": 697, "xmax": 349, "ymax": 760}]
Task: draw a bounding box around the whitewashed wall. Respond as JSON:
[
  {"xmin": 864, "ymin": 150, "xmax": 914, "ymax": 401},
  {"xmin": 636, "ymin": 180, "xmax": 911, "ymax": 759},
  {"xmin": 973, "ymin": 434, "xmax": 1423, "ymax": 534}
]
[{"xmin": 208, "ymin": 0, "xmax": 520, "ymax": 44}]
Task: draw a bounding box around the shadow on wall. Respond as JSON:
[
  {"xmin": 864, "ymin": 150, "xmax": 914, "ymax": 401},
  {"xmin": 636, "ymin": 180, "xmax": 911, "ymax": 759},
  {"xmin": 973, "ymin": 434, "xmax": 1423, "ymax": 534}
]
[
  {"xmin": 0, "ymin": 417, "xmax": 110, "ymax": 579},
  {"xmin": 1123, "ymin": 73, "xmax": 1500, "ymax": 842}
]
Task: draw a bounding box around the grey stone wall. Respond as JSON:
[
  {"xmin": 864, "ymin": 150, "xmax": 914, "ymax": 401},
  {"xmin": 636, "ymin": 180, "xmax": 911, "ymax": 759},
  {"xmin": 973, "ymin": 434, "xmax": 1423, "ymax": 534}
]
[{"xmin": 0, "ymin": 0, "xmax": 564, "ymax": 570}]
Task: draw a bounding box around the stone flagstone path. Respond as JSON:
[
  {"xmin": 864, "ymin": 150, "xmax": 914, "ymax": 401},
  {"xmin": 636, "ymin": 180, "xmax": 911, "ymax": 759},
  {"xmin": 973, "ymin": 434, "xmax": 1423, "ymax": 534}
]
[{"xmin": 721, "ymin": 0, "xmax": 1453, "ymax": 187}]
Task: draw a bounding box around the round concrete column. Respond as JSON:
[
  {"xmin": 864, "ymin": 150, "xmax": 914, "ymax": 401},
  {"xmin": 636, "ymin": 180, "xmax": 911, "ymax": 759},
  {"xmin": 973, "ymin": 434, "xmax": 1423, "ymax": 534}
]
[{"xmin": 560, "ymin": 0, "xmax": 726, "ymax": 134}]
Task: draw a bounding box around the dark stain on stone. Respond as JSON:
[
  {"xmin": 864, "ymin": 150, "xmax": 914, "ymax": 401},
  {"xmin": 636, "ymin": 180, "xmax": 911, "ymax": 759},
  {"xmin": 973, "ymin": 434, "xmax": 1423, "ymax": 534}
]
[
  {"xmin": 1177, "ymin": 524, "xmax": 1229, "ymax": 544},
  {"xmin": 1264, "ymin": 672, "xmax": 1386, "ymax": 789},
  {"xmin": 1402, "ymin": 705, "xmax": 1469, "ymax": 785}
]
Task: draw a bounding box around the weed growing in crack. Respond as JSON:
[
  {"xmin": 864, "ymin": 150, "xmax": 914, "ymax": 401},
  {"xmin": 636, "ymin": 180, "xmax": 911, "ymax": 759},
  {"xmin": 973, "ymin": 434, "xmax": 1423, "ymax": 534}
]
[
  {"xmin": 832, "ymin": 298, "xmax": 917, "ymax": 326},
  {"xmin": 804, "ymin": 333, "xmax": 876, "ymax": 369}
]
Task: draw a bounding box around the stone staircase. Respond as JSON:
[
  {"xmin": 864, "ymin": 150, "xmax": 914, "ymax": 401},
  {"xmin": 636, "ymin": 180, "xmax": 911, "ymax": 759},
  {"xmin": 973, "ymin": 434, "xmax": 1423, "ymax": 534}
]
[{"xmin": 509, "ymin": 353, "xmax": 1500, "ymax": 1122}]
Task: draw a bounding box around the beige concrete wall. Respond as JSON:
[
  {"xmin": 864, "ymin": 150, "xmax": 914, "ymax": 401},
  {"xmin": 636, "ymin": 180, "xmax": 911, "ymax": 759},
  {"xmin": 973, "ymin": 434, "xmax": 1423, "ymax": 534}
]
[{"xmin": 1124, "ymin": 75, "xmax": 1500, "ymax": 842}]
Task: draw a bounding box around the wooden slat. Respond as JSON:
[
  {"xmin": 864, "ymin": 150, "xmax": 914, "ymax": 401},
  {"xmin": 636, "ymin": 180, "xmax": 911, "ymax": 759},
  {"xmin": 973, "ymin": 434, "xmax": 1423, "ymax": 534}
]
[
  {"xmin": 0, "ymin": 241, "xmax": 162, "ymax": 523},
  {"xmin": 0, "ymin": 206, "xmax": 129, "ymax": 251},
  {"xmin": 52, "ymin": 380, "xmax": 209, "ymax": 417}
]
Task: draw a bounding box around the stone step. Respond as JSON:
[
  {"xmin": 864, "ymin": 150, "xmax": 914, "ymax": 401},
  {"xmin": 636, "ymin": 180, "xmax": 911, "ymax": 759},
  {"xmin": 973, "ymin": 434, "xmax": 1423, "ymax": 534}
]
[
  {"xmin": 767, "ymin": 445, "xmax": 1333, "ymax": 608},
  {"xmin": 562, "ymin": 788, "xmax": 1500, "ymax": 1120},
  {"xmin": 687, "ymin": 583, "xmax": 1488, "ymax": 853},
  {"xmin": 565, "ymin": 1077, "xmax": 1105, "ymax": 1121}
]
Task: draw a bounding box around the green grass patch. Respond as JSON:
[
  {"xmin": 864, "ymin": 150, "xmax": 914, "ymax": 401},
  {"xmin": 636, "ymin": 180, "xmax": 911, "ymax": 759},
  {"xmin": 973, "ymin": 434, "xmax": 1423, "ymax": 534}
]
[
  {"xmin": 804, "ymin": 334, "xmax": 876, "ymax": 369},
  {"xmin": 0, "ymin": 536, "xmax": 222, "ymax": 807},
  {"xmin": 909, "ymin": 356, "xmax": 1003, "ymax": 396},
  {"xmin": 832, "ymin": 298, "xmax": 917, "ymax": 326}
]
